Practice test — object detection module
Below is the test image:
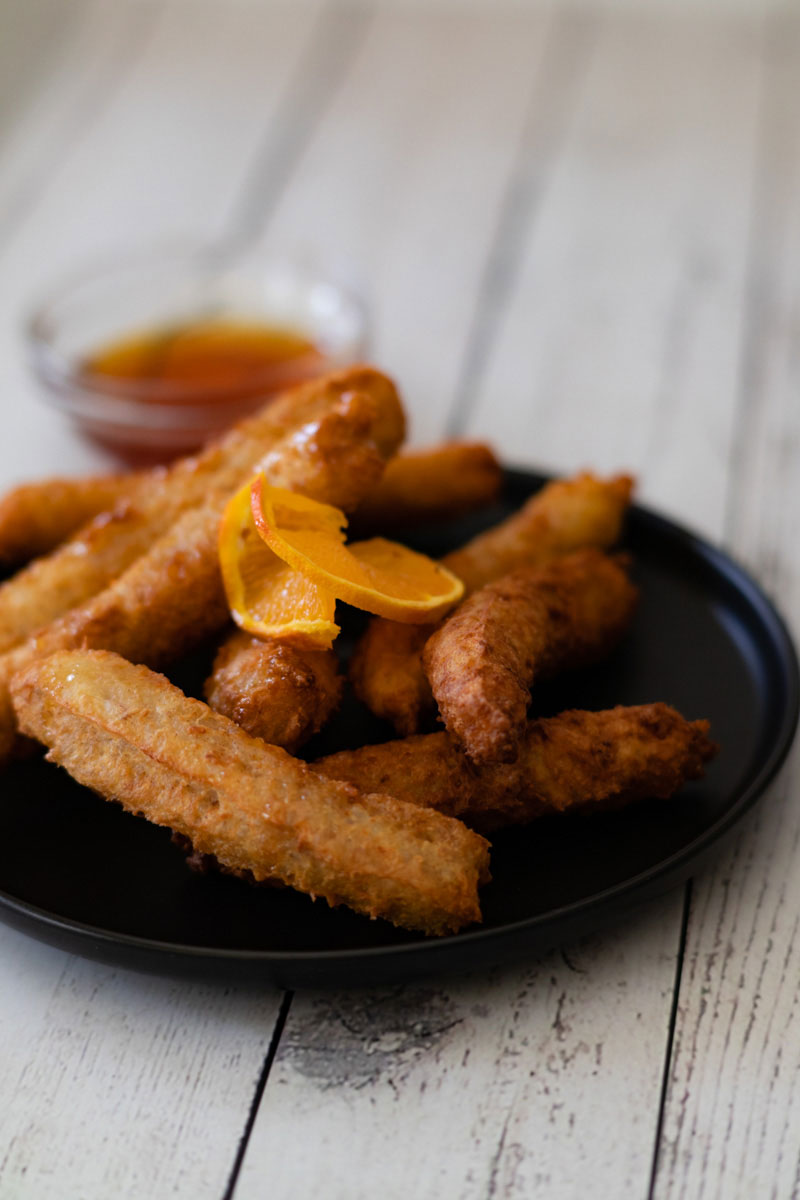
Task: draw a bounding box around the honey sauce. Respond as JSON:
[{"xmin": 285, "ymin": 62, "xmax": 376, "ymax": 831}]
[
  {"xmin": 83, "ymin": 318, "xmax": 326, "ymax": 403},
  {"xmin": 79, "ymin": 318, "xmax": 330, "ymax": 462}
]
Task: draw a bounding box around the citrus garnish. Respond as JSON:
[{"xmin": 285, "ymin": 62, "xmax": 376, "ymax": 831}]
[
  {"xmin": 250, "ymin": 476, "xmax": 465, "ymax": 623},
  {"xmin": 218, "ymin": 479, "xmax": 339, "ymax": 649}
]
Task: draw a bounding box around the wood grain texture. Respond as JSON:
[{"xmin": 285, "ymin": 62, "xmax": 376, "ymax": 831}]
[
  {"xmin": 239, "ymin": 899, "xmax": 683, "ymax": 1200},
  {"xmin": 257, "ymin": 4, "xmax": 558, "ymax": 442},
  {"xmin": 0, "ymin": 4, "xmax": 798, "ymax": 1199},
  {"xmin": 0, "ymin": 4, "xmax": 335, "ymax": 1197},
  {"xmin": 0, "ymin": 0, "xmax": 327, "ymax": 482},
  {"xmin": 238, "ymin": 11, "xmax": 774, "ymax": 1199},
  {"xmin": 460, "ymin": 12, "xmax": 762, "ymax": 540},
  {"xmin": 235, "ymin": 9, "xmax": 757, "ymax": 1196},
  {"xmin": 0, "ymin": 925, "xmax": 282, "ymax": 1199},
  {"xmin": 654, "ymin": 16, "xmax": 800, "ymax": 1200}
]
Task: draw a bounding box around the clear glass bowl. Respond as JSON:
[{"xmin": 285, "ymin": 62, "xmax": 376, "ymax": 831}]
[{"xmin": 27, "ymin": 245, "xmax": 369, "ymax": 462}]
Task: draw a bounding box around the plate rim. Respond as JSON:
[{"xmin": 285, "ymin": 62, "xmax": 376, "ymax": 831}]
[{"xmin": 2, "ymin": 466, "xmax": 798, "ymax": 980}]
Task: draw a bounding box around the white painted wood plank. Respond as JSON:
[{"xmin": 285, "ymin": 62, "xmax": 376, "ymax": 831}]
[
  {"xmin": 0, "ymin": 0, "xmax": 325, "ymax": 485},
  {"xmin": 0, "ymin": 7, "xmax": 784, "ymax": 1200},
  {"xmin": 655, "ymin": 18, "xmax": 800, "ymax": 1200},
  {"xmin": 239, "ymin": 897, "xmax": 680, "ymax": 1200},
  {"xmin": 0, "ymin": 0, "xmax": 86, "ymax": 149},
  {"xmin": 453, "ymin": 14, "xmax": 771, "ymax": 1197},
  {"xmin": 0, "ymin": 923, "xmax": 282, "ymax": 1199},
  {"xmin": 0, "ymin": 0, "xmax": 159, "ymax": 247},
  {"xmin": 240, "ymin": 13, "xmax": 765, "ymax": 1198},
  {"xmin": 462, "ymin": 13, "xmax": 762, "ymax": 542},
  {"xmin": 0, "ymin": 3, "xmax": 344, "ymax": 1197},
  {"xmin": 257, "ymin": 4, "xmax": 563, "ymax": 444}
]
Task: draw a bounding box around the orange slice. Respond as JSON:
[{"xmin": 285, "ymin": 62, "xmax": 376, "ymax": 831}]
[
  {"xmin": 219, "ymin": 479, "xmax": 339, "ymax": 649},
  {"xmin": 251, "ymin": 477, "xmax": 465, "ymax": 623}
]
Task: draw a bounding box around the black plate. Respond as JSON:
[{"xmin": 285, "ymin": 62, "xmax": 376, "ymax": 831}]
[{"xmin": 1, "ymin": 469, "xmax": 797, "ymax": 987}]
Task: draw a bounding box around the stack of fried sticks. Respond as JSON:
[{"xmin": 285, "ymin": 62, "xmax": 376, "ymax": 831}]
[{"xmin": 1, "ymin": 367, "xmax": 716, "ymax": 935}]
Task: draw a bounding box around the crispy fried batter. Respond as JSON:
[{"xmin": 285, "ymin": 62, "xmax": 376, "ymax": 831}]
[
  {"xmin": 316, "ymin": 703, "xmax": 717, "ymax": 832},
  {"xmin": 445, "ymin": 472, "xmax": 633, "ymax": 590},
  {"xmin": 204, "ymin": 630, "xmax": 343, "ymax": 752},
  {"xmin": 423, "ymin": 550, "xmax": 638, "ymax": 765},
  {"xmin": 350, "ymin": 442, "xmax": 502, "ymax": 534},
  {"xmin": 0, "ymin": 386, "xmax": 401, "ymax": 765},
  {"xmin": 0, "ymin": 473, "xmax": 138, "ymax": 567},
  {"xmin": 202, "ymin": 390, "xmax": 398, "ymax": 751},
  {"xmin": 0, "ymin": 440, "xmax": 500, "ymax": 567},
  {"xmin": 11, "ymin": 650, "xmax": 490, "ymax": 935},
  {"xmin": 253, "ymin": 390, "xmax": 389, "ymax": 513},
  {"xmin": 350, "ymin": 472, "xmax": 634, "ymax": 735},
  {"xmin": 0, "ymin": 366, "xmax": 403, "ymax": 655}
]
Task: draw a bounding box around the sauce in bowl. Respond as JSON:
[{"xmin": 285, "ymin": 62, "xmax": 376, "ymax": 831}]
[
  {"xmin": 82, "ymin": 319, "xmax": 327, "ymax": 406},
  {"xmin": 77, "ymin": 319, "xmax": 329, "ymax": 462},
  {"xmin": 29, "ymin": 249, "xmax": 368, "ymax": 464}
]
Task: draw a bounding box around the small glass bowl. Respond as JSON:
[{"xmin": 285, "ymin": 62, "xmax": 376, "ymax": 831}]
[{"xmin": 27, "ymin": 244, "xmax": 369, "ymax": 462}]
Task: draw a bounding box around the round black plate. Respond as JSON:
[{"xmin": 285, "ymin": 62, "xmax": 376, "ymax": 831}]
[{"xmin": 1, "ymin": 470, "xmax": 797, "ymax": 987}]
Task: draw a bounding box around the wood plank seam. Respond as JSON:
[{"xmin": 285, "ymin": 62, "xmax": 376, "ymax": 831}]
[
  {"xmin": 221, "ymin": 990, "xmax": 295, "ymax": 1200},
  {"xmin": 652, "ymin": 14, "xmax": 800, "ymax": 1196},
  {"xmin": 444, "ymin": 8, "xmax": 601, "ymax": 440},
  {"xmin": 646, "ymin": 878, "xmax": 694, "ymax": 1200},
  {"xmin": 223, "ymin": 0, "xmax": 372, "ymax": 251},
  {"xmin": 0, "ymin": 6, "xmax": 346, "ymax": 1195},
  {"xmin": 210, "ymin": 9, "xmax": 373, "ymax": 1161},
  {"xmin": 646, "ymin": 23, "xmax": 770, "ymax": 1193}
]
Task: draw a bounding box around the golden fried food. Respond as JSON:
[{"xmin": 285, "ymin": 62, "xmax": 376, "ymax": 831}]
[
  {"xmin": 350, "ymin": 442, "xmax": 502, "ymax": 534},
  {"xmin": 316, "ymin": 703, "xmax": 717, "ymax": 832},
  {"xmin": 0, "ymin": 366, "xmax": 403, "ymax": 656},
  {"xmin": 204, "ymin": 630, "xmax": 343, "ymax": 752},
  {"xmin": 423, "ymin": 550, "xmax": 638, "ymax": 765},
  {"xmin": 252, "ymin": 390, "xmax": 390, "ymax": 514},
  {"xmin": 11, "ymin": 650, "xmax": 490, "ymax": 935},
  {"xmin": 0, "ymin": 440, "xmax": 500, "ymax": 567},
  {"xmin": 350, "ymin": 472, "xmax": 634, "ymax": 735},
  {"xmin": 0, "ymin": 504, "xmax": 227, "ymax": 762},
  {"xmin": 0, "ymin": 386, "xmax": 401, "ymax": 764},
  {"xmin": 0, "ymin": 473, "xmax": 138, "ymax": 567},
  {"xmin": 445, "ymin": 472, "xmax": 634, "ymax": 590}
]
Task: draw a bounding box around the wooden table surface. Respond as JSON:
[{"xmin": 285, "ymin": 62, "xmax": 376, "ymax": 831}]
[{"xmin": 1, "ymin": 2, "xmax": 799, "ymax": 1196}]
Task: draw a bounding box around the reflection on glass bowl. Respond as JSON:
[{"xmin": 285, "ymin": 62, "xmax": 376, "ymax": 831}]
[{"xmin": 27, "ymin": 244, "xmax": 369, "ymax": 463}]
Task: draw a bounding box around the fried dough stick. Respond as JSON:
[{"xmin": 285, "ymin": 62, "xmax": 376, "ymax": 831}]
[
  {"xmin": 204, "ymin": 631, "xmax": 343, "ymax": 752},
  {"xmin": 0, "ymin": 366, "xmax": 403, "ymax": 655},
  {"xmin": 202, "ymin": 432, "xmax": 499, "ymax": 753},
  {"xmin": 350, "ymin": 442, "xmax": 502, "ymax": 534},
  {"xmin": 0, "ymin": 392, "xmax": 396, "ymax": 764},
  {"xmin": 316, "ymin": 704, "xmax": 717, "ymax": 833},
  {"xmin": 11, "ymin": 650, "xmax": 490, "ymax": 935},
  {"xmin": 0, "ymin": 474, "xmax": 137, "ymax": 568},
  {"xmin": 204, "ymin": 386, "xmax": 445, "ymax": 749},
  {"xmin": 423, "ymin": 550, "xmax": 638, "ymax": 765},
  {"xmin": 0, "ymin": 441, "xmax": 500, "ymax": 569},
  {"xmin": 0, "ymin": 443, "xmax": 495, "ymax": 574},
  {"xmin": 350, "ymin": 472, "xmax": 634, "ymax": 735}
]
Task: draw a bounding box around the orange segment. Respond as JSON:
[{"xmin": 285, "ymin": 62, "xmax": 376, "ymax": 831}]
[
  {"xmin": 251, "ymin": 477, "xmax": 465, "ymax": 623},
  {"xmin": 219, "ymin": 479, "xmax": 339, "ymax": 649}
]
